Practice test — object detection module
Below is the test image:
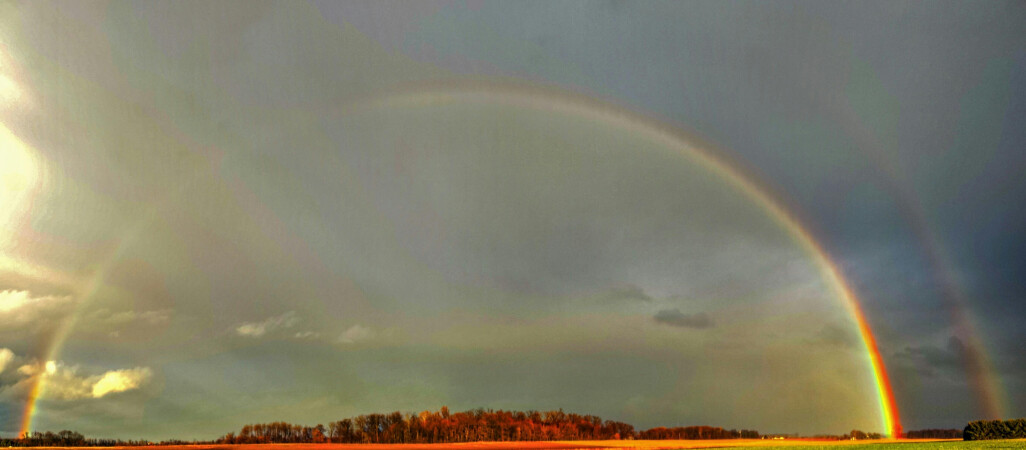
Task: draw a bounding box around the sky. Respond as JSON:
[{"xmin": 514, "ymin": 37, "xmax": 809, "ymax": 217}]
[{"xmin": 1, "ymin": 0, "xmax": 1024, "ymax": 440}]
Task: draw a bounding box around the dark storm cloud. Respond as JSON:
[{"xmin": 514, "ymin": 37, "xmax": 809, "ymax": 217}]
[
  {"xmin": 0, "ymin": 403, "xmax": 18, "ymax": 436},
  {"xmin": 993, "ymin": 334, "xmax": 1026, "ymax": 377},
  {"xmin": 894, "ymin": 336, "xmax": 966, "ymax": 379},
  {"xmin": 652, "ymin": 309, "xmax": 713, "ymax": 329}
]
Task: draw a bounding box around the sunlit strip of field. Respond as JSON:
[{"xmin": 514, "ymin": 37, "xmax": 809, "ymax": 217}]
[
  {"xmin": 730, "ymin": 439, "xmax": 1025, "ymax": 449},
  {"xmin": 22, "ymin": 439, "xmax": 1023, "ymax": 450}
]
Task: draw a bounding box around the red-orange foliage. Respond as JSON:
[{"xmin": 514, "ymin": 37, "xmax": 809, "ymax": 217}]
[{"xmin": 216, "ymin": 407, "xmax": 761, "ymax": 445}]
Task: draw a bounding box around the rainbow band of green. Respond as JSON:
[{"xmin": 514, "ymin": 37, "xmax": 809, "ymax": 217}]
[
  {"xmin": 356, "ymin": 81, "xmax": 903, "ymax": 437},
  {"xmin": 20, "ymin": 208, "xmax": 157, "ymax": 437},
  {"xmin": 21, "ymin": 81, "xmax": 902, "ymax": 437},
  {"xmin": 827, "ymin": 75, "xmax": 1006, "ymax": 422}
]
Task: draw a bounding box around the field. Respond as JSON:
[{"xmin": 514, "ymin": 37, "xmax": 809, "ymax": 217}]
[
  {"xmin": 727, "ymin": 440, "xmax": 1026, "ymax": 449},
  {"xmin": 726, "ymin": 439, "xmax": 1025, "ymax": 449},
  {"xmin": 24, "ymin": 440, "xmax": 1026, "ymax": 450}
]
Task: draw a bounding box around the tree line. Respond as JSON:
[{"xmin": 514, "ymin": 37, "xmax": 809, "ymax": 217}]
[
  {"xmin": 216, "ymin": 407, "xmax": 769, "ymax": 444},
  {"xmin": 963, "ymin": 418, "xmax": 1026, "ymax": 440},
  {"xmin": 0, "ymin": 431, "xmax": 152, "ymax": 447},
  {"xmin": 904, "ymin": 428, "xmax": 962, "ymax": 439},
  {"xmin": 24, "ymin": 406, "xmax": 978, "ymax": 445},
  {"xmin": 637, "ymin": 426, "xmax": 760, "ymax": 440},
  {"xmin": 841, "ymin": 429, "xmax": 883, "ymax": 440},
  {"xmin": 218, "ymin": 407, "xmax": 643, "ymax": 444}
]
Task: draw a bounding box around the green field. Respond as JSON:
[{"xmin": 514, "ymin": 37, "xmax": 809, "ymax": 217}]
[{"xmin": 726, "ymin": 439, "xmax": 1026, "ymax": 449}]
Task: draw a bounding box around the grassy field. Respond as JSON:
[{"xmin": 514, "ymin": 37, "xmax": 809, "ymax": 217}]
[
  {"xmin": 726, "ymin": 439, "xmax": 1025, "ymax": 449},
  {"xmin": 23, "ymin": 441, "xmax": 1025, "ymax": 450}
]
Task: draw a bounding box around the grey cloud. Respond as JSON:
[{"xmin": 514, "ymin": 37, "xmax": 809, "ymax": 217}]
[
  {"xmin": 0, "ymin": 349, "xmax": 14, "ymax": 376},
  {"xmin": 338, "ymin": 324, "xmax": 374, "ymax": 345},
  {"xmin": 0, "ymin": 350, "xmax": 30, "ymax": 389},
  {"xmin": 993, "ymin": 333, "xmax": 1026, "ymax": 377},
  {"xmin": 84, "ymin": 308, "xmax": 172, "ymax": 327},
  {"xmin": 653, "ymin": 309, "xmax": 713, "ymax": 329},
  {"xmin": 894, "ymin": 336, "xmax": 966, "ymax": 379},
  {"xmin": 3, "ymin": 0, "xmax": 1022, "ymax": 437},
  {"xmin": 235, "ymin": 311, "xmax": 300, "ymax": 338},
  {"xmin": 604, "ymin": 284, "xmax": 652, "ymax": 302},
  {"xmin": 397, "ymin": 1, "xmax": 1026, "ymax": 426},
  {"xmin": 0, "ymin": 289, "xmax": 74, "ymax": 318},
  {"xmin": 0, "ymin": 290, "xmax": 76, "ymax": 338},
  {"xmin": 328, "ymin": 96, "xmax": 804, "ymax": 306},
  {"xmin": 814, "ymin": 324, "xmax": 860, "ymax": 349}
]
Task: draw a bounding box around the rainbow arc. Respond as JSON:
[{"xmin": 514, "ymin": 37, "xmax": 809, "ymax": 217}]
[{"xmin": 20, "ymin": 82, "xmax": 903, "ymax": 437}]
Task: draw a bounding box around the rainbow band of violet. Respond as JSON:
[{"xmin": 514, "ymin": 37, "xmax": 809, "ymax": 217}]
[{"xmin": 21, "ymin": 82, "xmax": 902, "ymax": 437}]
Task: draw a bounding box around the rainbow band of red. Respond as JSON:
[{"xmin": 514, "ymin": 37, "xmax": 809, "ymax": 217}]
[
  {"xmin": 19, "ymin": 81, "xmax": 902, "ymax": 437},
  {"xmin": 360, "ymin": 82, "xmax": 903, "ymax": 437},
  {"xmin": 19, "ymin": 208, "xmax": 156, "ymax": 437},
  {"xmin": 19, "ymin": 267, "xmax": 107, "ymax": 437}
]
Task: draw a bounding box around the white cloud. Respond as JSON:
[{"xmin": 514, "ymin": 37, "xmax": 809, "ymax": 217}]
[
  {"xmin": 30, "ymin": 364, "xmax": 92, "ymax": 400},
  {"xmin": 17, "ymin": 364, "xmax": 35, "ymax": 376},
  {"xmin": 0, "ymin": 348, "xmax": 13, "ymax": 374},
  {"xmin": 99, "ymin": 310, "xmax": 137, "ymax": 325},
  {"xmin": 294, "ymin": 331, "xmax": 321, "ymax": 340},
  {"xmin": 339, "ymin": 324, "xmax": 373, "ymax": 344},
  {"xmin": 0, "ymin": 351, "xmax": 152, "ymax": 401},
  {"xmin": 0, "ymin": 291, "xmax": 171, "ymax": 338},
  {"xmin": 91, "ymin": 367, "xmax": 152, "ymax": 398},
  {"xmin": 0, "ymin": 289, "xmax": 32, "ymax": 312},
  {"xmin": 138, "ymin": 309, "xmax": 172, "ymax": 324},
  {"xmin": 0, "ymin": 289, "xmax": 74, "ymax": 325},
  {"xmin": 235, "ymin": 311, "xmax": 299, "ymax": 337},
  {"xmin": 86, "ymin": 308, "xmax": 173, "ymax": 327}
]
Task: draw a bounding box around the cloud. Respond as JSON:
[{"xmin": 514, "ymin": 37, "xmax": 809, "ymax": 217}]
[
  {"xmin": 294, "ymin": 331, "xmax": 321, "ymax": 340},
  {"xmin": 0, "ymin": 348, "xmax": 13, "ymax": 374},
  {"xmin": 604, "ymin": 284, "xmax": 652, "ymax": 302},
  {"xmin": 894, "ymin": 335, "xmax": 966, "ymax": 378},
  {"xmin": 91, "ymin": 367, "xmax": 152, "ymax": 398},
  {"xmin": 339, "ymin": 324, "xmax": 373, "ymax": 344},
  {"xmin": 17, "ymin": 363, "xmax": 35, "ymax": 376},
  {"xmin": 813, "ymin": 324, "xmax": 859, "ymax": 349},
  {"xmin": 138, "ymin": 309, "xmax": 172, "ymax": 324},
  {"xmin": 82, "ymin": 308, "xmax": 173, "ymax": 330},
  {"xmin": 0, "ymin": 290, "xmax": 172, "ymax": 339},
  {"xmin": 0, "ymin": 289, "xmax": 35, "ymax": 312},
  {"xmin": 235, "ymin": 311, "xmax": 299, "ymax": 337},
  {"xmin": 653, "ymin": 308, "xmax": 713, "ymax": 329},
  {"xmin": 7, "ymin": 305, "xmax": 177, "ymax": 341},
  {"xmin": 1, "ymin": 354, "xmax": 152, "ymax": 401},
  {"xmin": 32, "ymin": 363, "xmax": 96, "ymax": 400},
  {"xmin": 0, "ymin": 289, "xmax": 74, "ymax": 326}
]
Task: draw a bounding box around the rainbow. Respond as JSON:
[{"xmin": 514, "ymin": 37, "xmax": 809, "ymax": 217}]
[
  {"xmin": 19, "ymin": 271, "xmax": 107, "ymax": 437},
  {"xmin": 19, "ymin": 80, "xmax": 902, "ymax": 437},
  {"xmin": 354, "ymin": 81, "xmax": 903, "ymax": 437},
  {"xmin": 18, "ymin": 207, "xmax": 159, "ymax": 437},
  {"xmin": 826, "ymin": 90, "xmax": 1007, "ymax": 421}
]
